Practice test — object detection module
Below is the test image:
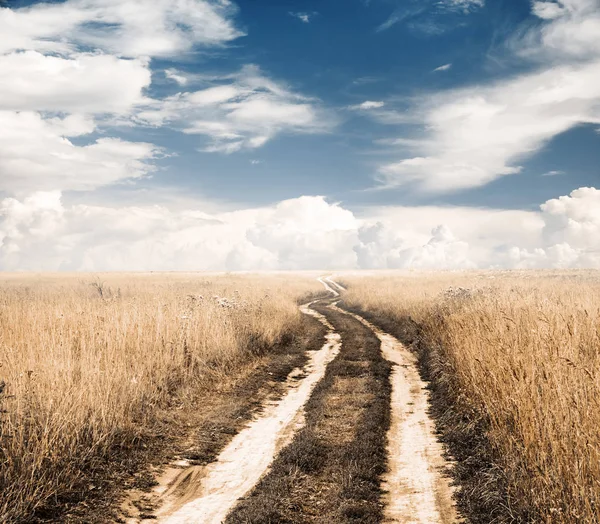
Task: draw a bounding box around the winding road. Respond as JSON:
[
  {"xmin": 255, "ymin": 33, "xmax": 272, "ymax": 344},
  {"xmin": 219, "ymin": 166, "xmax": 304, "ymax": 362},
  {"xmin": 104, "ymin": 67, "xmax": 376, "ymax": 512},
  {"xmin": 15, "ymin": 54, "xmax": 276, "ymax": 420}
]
[{"xmin": 132, "ymin": 277, "xmax": 457, "ymax": 523}]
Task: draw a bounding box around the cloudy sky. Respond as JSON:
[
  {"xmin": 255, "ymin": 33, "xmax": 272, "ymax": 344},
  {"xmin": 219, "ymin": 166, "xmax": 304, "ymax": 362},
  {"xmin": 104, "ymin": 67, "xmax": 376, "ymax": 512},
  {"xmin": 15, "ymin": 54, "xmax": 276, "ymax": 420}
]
[{"xmin": 0, "ymin": 0, "xmax": 599, "ymax": 270}]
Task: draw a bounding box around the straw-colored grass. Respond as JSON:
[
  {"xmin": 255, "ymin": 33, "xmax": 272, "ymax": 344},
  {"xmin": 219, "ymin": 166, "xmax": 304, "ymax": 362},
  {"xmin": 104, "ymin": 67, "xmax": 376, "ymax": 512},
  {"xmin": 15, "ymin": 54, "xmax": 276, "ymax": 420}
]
[
  {"xmin": 0, "ymin": 272, "xmax": 320, "ymax": 522},
  {"xmin": 342, "ymin": 270, "xmax": 600, "ymax": 524}
]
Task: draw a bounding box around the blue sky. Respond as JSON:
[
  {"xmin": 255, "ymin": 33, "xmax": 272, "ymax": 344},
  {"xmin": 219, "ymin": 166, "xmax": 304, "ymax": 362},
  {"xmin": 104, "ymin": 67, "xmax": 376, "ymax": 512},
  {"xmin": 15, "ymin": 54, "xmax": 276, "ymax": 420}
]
[
  {"xmin": 91, "ymin": 0, "xmax": 599, "ymax": 209},
  {"xmin": 0, "ymin": 0, "xmax": 599, "ymax": 270}
]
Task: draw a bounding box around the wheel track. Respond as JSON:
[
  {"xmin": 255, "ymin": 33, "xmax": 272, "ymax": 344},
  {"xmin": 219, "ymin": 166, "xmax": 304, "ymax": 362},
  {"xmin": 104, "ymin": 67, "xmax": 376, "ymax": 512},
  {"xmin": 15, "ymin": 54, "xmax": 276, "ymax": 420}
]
[
  {"xmin": 133, "ymin": 291, "xmax": 340, "ymax": 524},
  {"xmin": 330, "ymin": 302, "xmax": 458, "ymax": 523},
  {"xmin": 128, "ymin": 277, "xmax": 458, "ymax": 523}
]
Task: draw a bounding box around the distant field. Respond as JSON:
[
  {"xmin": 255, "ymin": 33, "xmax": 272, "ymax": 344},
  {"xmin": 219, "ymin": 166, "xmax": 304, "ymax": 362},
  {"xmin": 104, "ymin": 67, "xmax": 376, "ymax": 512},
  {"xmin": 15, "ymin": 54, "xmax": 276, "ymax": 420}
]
[
  {"xmin": 0, "ymin": 273, "xmax": 321, "ymax": 522},
  {"xmin": 341, "ymin": 270, "xmax": 600, "ymax": 524}
]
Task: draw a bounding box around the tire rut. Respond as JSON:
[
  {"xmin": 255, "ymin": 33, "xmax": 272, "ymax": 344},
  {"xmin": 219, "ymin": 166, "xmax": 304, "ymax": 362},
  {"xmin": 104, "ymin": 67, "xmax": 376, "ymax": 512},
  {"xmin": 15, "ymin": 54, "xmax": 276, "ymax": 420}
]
[
  {"xmin": 226, "ymin": 287, "xmax": 392, "ymax": 523},
  {"xmin": 125, "ymin": 277, "xmax": 459, "ymax": 524},
  {"xmin": 332, "ymin": 302, "xmax": 458, "ymax": 524},
  {"xmin": 131, "ymin": 295, "xmax": 340, "ymax": 524}
]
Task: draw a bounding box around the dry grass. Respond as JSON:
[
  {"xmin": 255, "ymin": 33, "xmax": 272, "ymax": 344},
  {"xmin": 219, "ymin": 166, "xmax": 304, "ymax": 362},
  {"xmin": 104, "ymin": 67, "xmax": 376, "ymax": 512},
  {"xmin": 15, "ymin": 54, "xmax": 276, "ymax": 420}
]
[
  {"xmin": 0, "ymin": 272, "xmax": 320, "ymax": 522},
  {"xmin": 341, "ymin": 270, "xmax": 600, "ymax": 524}
]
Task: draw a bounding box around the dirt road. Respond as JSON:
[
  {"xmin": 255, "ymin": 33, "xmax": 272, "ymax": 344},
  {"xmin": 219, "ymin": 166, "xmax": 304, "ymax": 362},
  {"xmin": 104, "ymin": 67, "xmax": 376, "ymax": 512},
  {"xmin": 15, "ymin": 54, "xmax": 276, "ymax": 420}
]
[
  {"xmin": 132, "ymin": 278, "xmax": 457, "ymax": 523},
  {"xmin": 334, "ymin": 303, "xmax": 457, "ymax": 523}
]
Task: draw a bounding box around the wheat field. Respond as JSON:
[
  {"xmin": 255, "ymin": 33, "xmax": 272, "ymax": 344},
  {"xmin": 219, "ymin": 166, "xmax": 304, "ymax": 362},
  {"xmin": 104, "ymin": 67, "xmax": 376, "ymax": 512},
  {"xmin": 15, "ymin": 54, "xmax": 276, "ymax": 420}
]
[
  {"xmin": 0, "ymin": 273, "xmax": 320, "ymax": 521},
  {"xmin": 341, "ymin": 270, "xmax": 600, "ymax": 523}
]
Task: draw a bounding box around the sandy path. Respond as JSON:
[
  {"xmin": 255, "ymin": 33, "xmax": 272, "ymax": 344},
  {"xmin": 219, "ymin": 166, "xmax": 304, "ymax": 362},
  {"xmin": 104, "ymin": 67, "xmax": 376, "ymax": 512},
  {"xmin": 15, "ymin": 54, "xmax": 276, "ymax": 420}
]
[
  {"xmin": 149, "ymin": 297, "xmax": 340, "ymax": 524},
  {"xmin": 328, "ymin": 282, "xmax": 458, "ymax": 524},
  {"xmin": 324, "ymin": 276, "xmax": 346, "ymax": 293}
]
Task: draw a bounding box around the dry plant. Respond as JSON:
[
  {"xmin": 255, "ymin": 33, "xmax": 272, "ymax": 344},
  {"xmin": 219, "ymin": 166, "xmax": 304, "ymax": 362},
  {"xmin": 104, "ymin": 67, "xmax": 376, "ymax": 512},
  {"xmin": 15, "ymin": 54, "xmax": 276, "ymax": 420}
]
[
  {"xmin": 341, "ymin": 270, "xmax": 600, "ymax": 524},
  {"xmin": 0, "ymin": 272, "xmax": 320, "ymax": 522}
]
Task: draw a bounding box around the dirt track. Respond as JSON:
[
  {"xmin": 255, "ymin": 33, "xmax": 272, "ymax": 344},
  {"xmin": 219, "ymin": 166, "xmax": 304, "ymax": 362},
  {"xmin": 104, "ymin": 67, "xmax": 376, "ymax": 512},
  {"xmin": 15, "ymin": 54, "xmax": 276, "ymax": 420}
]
[{"xmin": 129, "ymin": 278, "xmax": 457, "ymax": 523}]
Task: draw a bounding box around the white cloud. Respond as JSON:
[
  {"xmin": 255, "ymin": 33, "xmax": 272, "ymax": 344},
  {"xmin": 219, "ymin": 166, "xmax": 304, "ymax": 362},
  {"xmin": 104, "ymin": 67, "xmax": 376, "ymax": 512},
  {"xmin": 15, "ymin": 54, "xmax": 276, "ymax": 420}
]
[
  {"xmin": 497, "ymin": 187, "xmax": 600, "ymax": 268},
  {"xmin": 165, "ymin": 69, "xmax": 189, "ymax": 86},
  {"xmin": 4, "ymin": 188, "xmax": 599, "ymax": 271},
  {"xmin": 0, "ymin": 51, "xmax": 151, "ymax": 114},
  {"xmin": 521, "ymin": 0, "xmax": 600, "ymax": 60},
  {"xmin": 137, "ymin": 65, "xmax": 333, "ymax": 153},
  {"xmin": 0, "ymin": 0, "xmax": 247, "ymax": 196},
  {"xmin": 433, "ymin": 63, "xmax": 452, "ymax": 72},
  {"xmin": 444, "ymin": 0, "xmax": 485, "ymax": 11},
  {"xmin": 0, "ymin": 195, "xmax": 358, "ymax": 271},
  {"xmin": 531, "ymin": 1, "xmax": 567, "ymax": 20},
  {"xmin": 378, "ymin": 60, "xmax": 600, "ymax": 192},
  {"xmin": 541, "ymin": 169, "xmax": 566, "ymax": 176},
  {"xmin": 0, "ymin": 111, "xmax": 159, "ymax": 193},
  {"xmin": 0, "ymin": 0, "xmax": 243, "ymax": 58},
  {"xmin": 541, "ymin": 186, "xmax": 600, "ymax": 249},
  {"xmin": 354, "ymin": 222, "xmax": 475, "ymax": 269},
  {"xmin": 377, "ymin": 0, "xmax": 600, "ymax": 193},
  {"xmin": 246, "ymin": 196, "xmax": 358, "ymax": 270},
  {"xmin": 351, "ymin": 100, "xmax": 385, "ymax": 110},
  {"xmin": 289, "ymin": 12, "xmax": 316, "ymax": 23}
]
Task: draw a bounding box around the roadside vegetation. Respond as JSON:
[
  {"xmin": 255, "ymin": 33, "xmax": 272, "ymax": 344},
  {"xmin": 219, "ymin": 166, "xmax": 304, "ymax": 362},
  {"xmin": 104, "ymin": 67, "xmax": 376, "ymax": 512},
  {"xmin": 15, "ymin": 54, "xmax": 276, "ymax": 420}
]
[
  {"xmin": 342, "ymin": 270, "xmax": 600, "ymax": 524},
  {"xmin": 0, "ymin": 273, "xmax": 321, "ymax": 522}
]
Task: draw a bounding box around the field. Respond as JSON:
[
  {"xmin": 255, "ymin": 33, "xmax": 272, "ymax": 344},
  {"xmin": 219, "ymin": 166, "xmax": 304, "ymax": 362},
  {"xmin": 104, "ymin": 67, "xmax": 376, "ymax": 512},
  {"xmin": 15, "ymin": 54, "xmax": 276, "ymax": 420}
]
[
  {"xmin": 341, "ymin": 270, "xmax": 600, "ymax": 524},
  {"xmin": 0, "ymin": 273, "xmax": 322, "ymax": 522},
  {"xmin": 1, "ymin": 271, "xmax": 599, "ymax": 523}
]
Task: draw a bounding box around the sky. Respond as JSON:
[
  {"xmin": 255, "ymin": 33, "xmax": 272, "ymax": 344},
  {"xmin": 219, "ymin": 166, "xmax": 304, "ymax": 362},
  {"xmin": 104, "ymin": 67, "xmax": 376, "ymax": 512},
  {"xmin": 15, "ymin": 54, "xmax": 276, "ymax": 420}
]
[{"xmin": 0, "ymin": 0, "xmax": 599, "ymax": 270}]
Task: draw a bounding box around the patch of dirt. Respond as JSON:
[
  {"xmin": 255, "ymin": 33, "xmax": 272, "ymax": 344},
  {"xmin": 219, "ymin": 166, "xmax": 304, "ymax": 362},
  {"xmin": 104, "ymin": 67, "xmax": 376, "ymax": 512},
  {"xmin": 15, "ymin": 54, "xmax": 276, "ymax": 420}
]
[
  {"xmin": 149, "ymin": 305, "xmax": 340, "ymax": 523},
  {"xmin": 335, "ymin": 304, "xmax": 458, "ymax": 524},
  {"xmin": 226, "ymin": 300, "xmax": 392, "ymax": 523},
  {"xmin": 36, "ymin": 314, "xmax": 326, "ymax": 524},
  {"xmin": 342, "ymin": 304, "xmax": 501, "ymax": 524}
]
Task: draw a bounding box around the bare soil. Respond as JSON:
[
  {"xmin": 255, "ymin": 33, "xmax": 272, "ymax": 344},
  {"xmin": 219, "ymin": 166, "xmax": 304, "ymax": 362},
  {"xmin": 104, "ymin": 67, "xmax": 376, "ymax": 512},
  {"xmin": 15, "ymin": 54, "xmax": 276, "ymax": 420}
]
[
  {"xmin": 145, "ymin": 301, "xmax": 341, "ymax": 524},
  {"xmin": 341, "ymin": 304, "xmax": 502, "ymax": 524},
  {"xmin": 225, "ymin": 298, "xmax": 393, "ymax": 523},
  {"xmin": 35, "ymin": 314, "xmax": 326, "ymax": 524},
  {"xmin": 336, "ymin": 304, "xmax": 457, "ymax": 523}
]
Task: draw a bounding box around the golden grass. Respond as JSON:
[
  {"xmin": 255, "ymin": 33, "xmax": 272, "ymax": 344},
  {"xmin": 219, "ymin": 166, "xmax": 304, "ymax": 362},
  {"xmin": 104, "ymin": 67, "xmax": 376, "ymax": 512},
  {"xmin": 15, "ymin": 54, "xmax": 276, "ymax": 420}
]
[
  {"xmin": 0, "ymin": 272, "xmax": 320, "ymax": 522},
  {"xmin": 341, "ymin": 270, "xmax": 600, "ymax": 523}
]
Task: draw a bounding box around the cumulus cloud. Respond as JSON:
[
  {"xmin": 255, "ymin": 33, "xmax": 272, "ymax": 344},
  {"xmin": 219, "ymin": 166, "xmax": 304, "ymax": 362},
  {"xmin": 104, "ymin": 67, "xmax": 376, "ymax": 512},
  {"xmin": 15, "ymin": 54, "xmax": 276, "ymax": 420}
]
[
  {"xmin": 3, "ymin": 188, "xmax": 597, "ymax": 271},
  {"xmin": 246, "ymin": 196, "xmax": 358, "ymax": 270},
  {"xmin": 137, "ymin": 65, "xmax": 333, "ymax": 153},
  {"xmin": 0, "ymin": 0, "xmax": 329, "ymax": 196},
  {"xmin": 0, "ymin": 51, "xmax": 151, "ymax": 114},
  {"xmin": 0, "ymin": 195, "xmax": 358, "ymax": 271},
  {"xmin": 2, "ymin": 193, "xmax": 470, "ymax": 271},
  {"xmin": 377, "ymin": 0, "xmax": 600, "ymax": 193},
  {"xmin": 354, "ymin": 222, "xmax": 474, "ymax": 269},
  {"xmin": 531, "ymin": 1, "xmax": 567, "ymax": 20},
  {"xmin": 0, "ymin": 0, "xmax": 247, "ymax": 194},
  {"xmin": 497, "ymin": 187, "xmax": 600, "ymax": 268}
]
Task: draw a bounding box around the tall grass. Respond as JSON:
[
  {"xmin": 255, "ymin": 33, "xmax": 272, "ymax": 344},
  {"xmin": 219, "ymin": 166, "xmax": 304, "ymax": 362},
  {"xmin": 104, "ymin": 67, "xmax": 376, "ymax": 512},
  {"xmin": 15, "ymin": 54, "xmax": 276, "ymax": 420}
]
[
  {"xmin": 0, "ymin": 273, "xmax": 319, "ymax": 522},
  {"xmin": 342, "ymin": 270, "xmax": 600, "ymax": 523}
]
